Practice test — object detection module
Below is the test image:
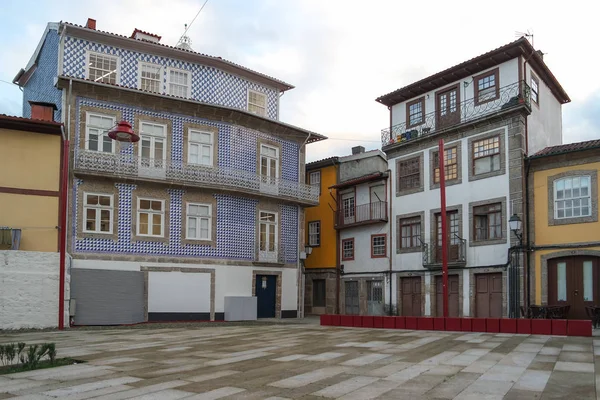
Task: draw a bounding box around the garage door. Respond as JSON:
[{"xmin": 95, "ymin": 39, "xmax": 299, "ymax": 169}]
[{"xmin": 148, "ymin": 271, "xmax": 211, "ymax": 321}]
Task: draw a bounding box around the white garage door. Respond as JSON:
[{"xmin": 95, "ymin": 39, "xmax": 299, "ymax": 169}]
[{"xmin": 148, "ymin": 271, "xmax": 211, "ymax": 321}]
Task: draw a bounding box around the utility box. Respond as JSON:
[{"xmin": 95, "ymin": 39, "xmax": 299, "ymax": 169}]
[{"xmin": 224, "ymin": 296, "xmax": 257, "ymax": 321}]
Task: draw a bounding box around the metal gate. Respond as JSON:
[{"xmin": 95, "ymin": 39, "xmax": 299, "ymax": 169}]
[
  {"xmin": 367, "ymin": 280, "xmax": 384, "ymax": 315},
  {"xmin": 345, "ymin": 281, "xmax": 359, "ymax": 315}
]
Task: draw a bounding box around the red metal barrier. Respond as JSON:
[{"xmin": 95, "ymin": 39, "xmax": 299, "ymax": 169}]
[
  {"xmin": 363, "ymin": 316, "xmax": 374, "ymax": 328},
  {"xmin": 500, "ymin": 318, "xmax": 517, "ymax": 334},
  {"xmin": 405, "ymin": 317, "xmax": 417, "ymax": 330},
  {"xmin": 433, "ymin": 317, "xmax": 445, "ymax": 331},
  {"xmin": 517, "ymin": 319, "xmax": 531, "ymax": 334},
  {"xmin": 374, "ymin": 316, "xmax": 384, "ymax": 328},
  {"xmin": 331, "ymin": 315, "xmax": 341, "ymax": 326},
  {"xmin": 446, "ymin": 318, "xmax": 461, "ymax": 332},
  {"xmin": 417, "ymin": 317, "xmax": 434, "ymax": 330},
  {"xmin": 340, "ymin": 315, "xmax": 354, "ymax": 327},
  {"xmin": 461, "ymin": 318, "xmax": 472, "ymax": 332},
  {"xmin": 551, "ymin": 319, "xmax": 567, "ymax": 336},
  {"xmin": 353, "ymin": 316, "xmax": 362, "ymax": 327},
  {"xmin": 320, "ymin": 315, "xmax": 329, "ymax": 326},
  {"xmin": 395, "ymin": 316, "xmax": 406, "ymax": 329},
  {"xmin": 486, "ymin": 318, "xmax": 500, "ymax": 333},
  {"xmin": 567, "ymin": 320, "xmax": 592, "ymax": 337},
  {"xmin": 472, "ymin": 318, "xmax": 486, "ymax": 333},
  {"xmin": 531, "ymin": 319, "xmax": 552, "ymax": 335},
  {"xmin": 382, "ymin": 316, "xmax": 395, "ymax": 329}
]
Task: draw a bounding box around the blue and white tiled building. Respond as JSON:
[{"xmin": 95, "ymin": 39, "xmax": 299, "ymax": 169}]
[{"xmin": 15, "ymin": 19, "xmax": 325, "ymax": 325}]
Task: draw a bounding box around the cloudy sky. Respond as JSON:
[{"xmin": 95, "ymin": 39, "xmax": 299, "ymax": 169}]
[{"xmin": 0, "ymin": 0, "xmax": 598, "ymax": 162}]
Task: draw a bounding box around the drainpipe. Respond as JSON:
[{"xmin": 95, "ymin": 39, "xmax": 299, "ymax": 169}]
[
  {"xmin": 524, "ymin": 157, "xmax": 531, "ymax": 309},
  {"xmin": 58, "ymin": 125, "xmax": 68, "ymax": 330},
  {"xmin": 298, "ymin": 133, "xmax": 312, "ymax": 318},
  {"xmin": 387, "ymin": 170, "xmax": 393, "ymax": 315}
]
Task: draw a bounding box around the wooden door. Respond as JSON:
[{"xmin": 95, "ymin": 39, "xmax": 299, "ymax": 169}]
[
  {"xmin": 401, "ymin": 277, "xmax": 422, "ymax": 316},
  {"xmin": 436, "ymin": 84, "xmax": 461, "ymax": 129},
  {"xmin": 435, "ymin": 211, "xmax": 459, "ymax": 263},
  {"xmin": 548, "ymin": 257, "xmax": 600, "ymax": 320},
  {"xmin": 475, "ymin": 273, "xmax": 502, "ymax": 318},
  {"xmin": 435, "ymin": 275, "xmax": 459, "ymax": 317}
]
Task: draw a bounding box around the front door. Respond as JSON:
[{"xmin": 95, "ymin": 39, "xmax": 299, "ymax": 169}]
[
  {"xmin": 548, "ymin": 257, "xmax": 600, "ymax": 319},
  {"xmin": 256, "ymin": 274, "xmax": 276, "ymax": 318},
  {"xmin": 367, "ymin": 280, "xmax": 384, "ymax": 316},
  {"xmin": 435, "ymin": 275, "xmax": 459, "ymax": 317},
  {"xmin": 435, "ymin": 211, "xmax": 460, "ymax": 263},
  {"xmin": 475, "ymin": 273, "xmax": 503, "ymax": 318},
  {"xmin": 401, "ymin": 276, "xmax": 422, "ymax": 316},
  {"xmin": 436, "ymin": 84, "xmax": 460, "ymax": 129},
  {"xmin": 345, "ymin": 281, "xmax": 359, "ymax": 315}
]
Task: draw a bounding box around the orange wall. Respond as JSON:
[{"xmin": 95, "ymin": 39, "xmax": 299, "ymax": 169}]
[{"xmin": 305, "ymin": 164, "xmax": 337, "ymax": 269}]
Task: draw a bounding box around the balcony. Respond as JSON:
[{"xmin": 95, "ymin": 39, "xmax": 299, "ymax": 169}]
[
  {"xmin": 335, "ymin": 201, "xmax": 388, "ymax": 229},
  {"xmin": 73, "ymin": 151, "xmax": 319, "ymax": 205},
  {"xmin": 381, "ymin": 81, "xmax": 531, "ymax": 147},
  {"xmin": 421, "ymin": 237, "xmax": 467, "ymax": 269},
  {"xmin": 256, "ymin": 243, "xmax": 287, "ymax": 264}
]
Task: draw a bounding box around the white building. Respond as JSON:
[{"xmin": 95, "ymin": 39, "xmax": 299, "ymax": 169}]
[{"xmin": 376, "ymin": 37, "xmax": 569, "ymax": 318}]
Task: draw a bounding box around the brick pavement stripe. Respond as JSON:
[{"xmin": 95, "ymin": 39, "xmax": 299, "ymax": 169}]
[
  {"xmin": 183, "ymin": 387, "xmax": 246, "ymax": 399},
  {"xmin": 311, "ymin": 376, "xmax": 379, "ymax": 398}
]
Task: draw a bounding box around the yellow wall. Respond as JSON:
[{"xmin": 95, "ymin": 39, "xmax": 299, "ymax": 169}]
[
  {"xmin": 0, "ymin": 128, "xmax": 61, "ymax": 252},
  {"xmin": 305, "ymin": 164, "xmax": 337, "ymax": 269},
  {"xmin": 0, "ymin": 129, "xmax": 61, "ymax": 191},
  {"xmin": 532, "ymin": 161, "xmax": 600, "ymax": 304}
]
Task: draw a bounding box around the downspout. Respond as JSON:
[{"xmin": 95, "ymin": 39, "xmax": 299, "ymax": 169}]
[
  {"xmin": 525, "ymin": 157, "xmax": 531, "ymax": 310},
  {"xmin": 298, "ymin": 132, "xmax": 311, "ymax": 318},
  {"xmin": 58, "ymin": 125, "xmax": 68, "ymax": 330},
  {"xmin": 334, "ymin": 160, "xmax": 340, "ymax": 314},
  {"xmin": 387, "ymin": 170, "xmax": 393, "ymax": 315}
]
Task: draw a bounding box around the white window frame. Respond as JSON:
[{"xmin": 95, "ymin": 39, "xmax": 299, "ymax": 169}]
[
  {"xmin": 309, "ymin": 171, "xmax": 321, "ymax": 194},
  {"xmin": 82, "ymin": 192, "xmax": 114, "ymax": 234},
  {"xmin": 136, "ymin": 198, "xmax": 165, "ymax": 237},
  {"xmin": 188, "ymin": 129, "xmax": 214, "ymax": 167},
  {"xmin": 85, "ymin": 112, "xmax": 116, "ymax": 153},
  {"xmin": 247, "ymin": 89, "xmax": 267, "ymax": 116},
  {"xmin": 186, "ymin": 202, "xmax": 212, "ymax": 240},
  {"xmin": 308, "ymin": 221, "xmax": 320, "ymax": 246},
  {"xmin": 167, "ymin": 67, "xmax": 191, "ymax": 98},
  {"xmin": 259, "ymin": 210, "xmax": 278, "ymax": 252},
  {"xmin": 86, "ymin": 51, "xmax": 120, "ymax": 84},
  {"xmin": 260, "ymin": 144, "xmax": 279, "ymax": 178},
  {"xmin": 139, "ymin": 121, "xmax": 167, "ymax": 168},
  {"xmin": 138, "ymin": 61, "xmax": 163, "ymax": 93},
  {"xmin": 553, "ymin": 176, "xmax": 592, "ymax": 219}
]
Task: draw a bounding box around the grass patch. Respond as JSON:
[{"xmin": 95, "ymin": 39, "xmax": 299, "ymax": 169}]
[{"xmin": 0, "ymin": 358, "xmax": 84, "ymax": 375}]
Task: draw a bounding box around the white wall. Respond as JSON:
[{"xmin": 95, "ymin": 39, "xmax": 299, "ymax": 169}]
[
  {"xmin": 0, "ymin": 251, "xmax": 62, "ymax": 329},
  {"xmin": 340, "ymin": 223, "xmax": 390, "ymax": 274},
  {"xmin": 148, "ymin": 271, "xmax": 211, "ymax": 313},
  {"xmin": 391, "ymin": 58, "xmax": 520, "ymax": 127}
]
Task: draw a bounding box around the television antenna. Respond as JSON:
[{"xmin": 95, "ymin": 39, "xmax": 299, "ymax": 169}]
[{"xmin": 515, "ymin": 30, "xmax": 534, "ymax": 47}]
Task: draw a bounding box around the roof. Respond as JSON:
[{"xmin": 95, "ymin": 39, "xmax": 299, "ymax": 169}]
[
  {"xmin": 58, "ymin": 22, "xmax": 294, "ymax": 92},
  {"xmin": 0, "ymin": 114, "xmax": 63, "ymax": 135},
  {"xmin": 306, "ymin": 156, "xmax": 340, "ymax": 170},
  {"xmin": 329, "ymin": 172, "xmax": 388, "ymax": 190},
  {"xmin": 340, "ymin": 148, "xmax": 387, "ymax": 163},
  {"xmin": 131, "ymin": 28, "xmax": 161, "ymax": 40},
  {"xmin": 529, "ymin": 139, "xmax": 600, "ymax": 159},
  {"xmin": 376, "ymin": 37, "xmax": 570, "ymax": 107}
]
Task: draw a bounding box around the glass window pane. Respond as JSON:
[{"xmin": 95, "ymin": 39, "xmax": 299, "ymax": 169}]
[
  {"xmin": 584, "ymin": 261, "xmax": 593, "ymax": 301},
  {"xmin": 557, "ymin": 262, "xmax": 567, "ymax": 301}
]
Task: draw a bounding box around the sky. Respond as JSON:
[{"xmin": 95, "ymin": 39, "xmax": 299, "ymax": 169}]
[{"xmin": 0, "ymin": 0, "xmax": 598, "ymax": 162}]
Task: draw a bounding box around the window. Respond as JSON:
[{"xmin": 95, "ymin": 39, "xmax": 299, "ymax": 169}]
[
  {"xmin": 342, "ymin": 238, "xmax": 354, "ymax": 261},
  {"xmin": 248, "ymin": 90, "xmax": 267, "ymax": 116},
  {"xmin": 259, "ymin": 211, "xmax": 277, "ymax": 252},
  {"xmin": 433, "ymin": 147, "xmax": 458, "ymax": 183},
  {"xmin": 167, "ymin": 68, "xmax": 190, "ymax": 98},
  {"xmin": 474, "ymin": 69, "xmax": 499, "ymax": 104},
  {"xmin": 371, "ymin": 234, "xmax": 386, "ymax": 258},
  {"xmin": 309, "ymin": 171, "xmax": 321, "ymax": 194},
  {"xmin": 137, "ymin": 198, "xmax": 164, "ymax": 237},
  {"xmin": 474, "ymin": 203, "xmax": 502, "ymax": 241},
  {"xmin": 140, "ymin": 122, "xmax": 167, "ymax": 168},
  {"xmin": 139, "ymin": 62, "xmax": 162, "ymax": 93},
  {"xmin": 406, "ymin": 97, "xmax": 425, "ymax": 127},
  {"xmin": 400, "ymin": 217, "xmax": 421, "ymax": 249},
  {"xmin": 83, "ymin": 193, "xmax": 113, "ymax": 233},
  {"xmin": 85, "ymin": 113, "xmax": 115, "ymax": 153},
  {"xmin": 188, "ymin": 130, "xmax": 213, "ymax": 166},
  {"xmin": 398, "ymin": 157, "xmax": 421, "ymax": 190},
  {"xmin": 308, "ymin": 221, "xmax": 320, "ymax": 246},
  {"xmin": 531, "ymin": 74, "xmax": 539, "ymax": 104},
  {"xmin": 260, "ymin": 144, "xmax": 279, "ymax": 178},
  {"xmin": 186, "ymin": 203, "xmax": 211, "ymax": 240},
  {"xmin": 473, "ymin": 136, "xmax": 500, "ymax": 175},
  {"xmin": 88, "ymin": 52, "xmax": 118, "ymax": 84},
  {"xmin": 554, "ymin": 176, "xmax": 591, "ymax": 219},
  {"xmin": 342, "ymin": 193, "xmax": 355, "ymax": 223},
  {"xmin": 313, "ymin": 279, "xmax": 326, "ymax": 307}
]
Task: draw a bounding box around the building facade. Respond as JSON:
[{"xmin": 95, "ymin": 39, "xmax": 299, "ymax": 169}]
[
  {"xmin": 16, "ymin": 18, "xmax": 324, "ymax": 325},
  {"xmin": 376, "ymin": 37, "xmax": 570, "ymax": 318},
  {"xmin": 528, "ymin": 140, "xmax": 600, "ymax": 320}
]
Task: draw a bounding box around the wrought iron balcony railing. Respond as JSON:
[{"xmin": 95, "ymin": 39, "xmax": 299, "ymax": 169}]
[
  {"xmin": 256, "ymin": 242, "xmax": 287, "ymax": 264},
  {"xmin": 74, "ymin": 151, "xmax": 319, "ymax": 204},
  {"xmin": 381, "ymin": 81, "xmax": 531, "ymax": 147},
  {"xmin": 421, "ymin": 236, "xmax": 467, "ymax": 268},
  {"xmin": 335, "ymin": 201, "xmax": 388, "ymax": 228}
]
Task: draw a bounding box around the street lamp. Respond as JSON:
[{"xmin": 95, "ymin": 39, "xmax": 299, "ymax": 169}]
[{"xmin": 509, "ymin": 213, "xmax": 522, "ymax": 243}]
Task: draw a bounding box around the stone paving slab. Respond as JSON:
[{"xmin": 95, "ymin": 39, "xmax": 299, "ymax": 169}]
[{"xmin": 1, "ymin": 323, "xmax": 599, "ymax": 399}]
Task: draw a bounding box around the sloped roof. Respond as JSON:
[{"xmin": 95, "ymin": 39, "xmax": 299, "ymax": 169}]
[
  {"xmin": 0, "ymin": 114, "xmax": 63, "ymax": 135},
  {"xmin": 329, "ymin": 172, "xmax": 387, "ymax": 190},
  {"xmin": 530, "ymin": 139, "xmax": 600, "ymax": 158},
  {"xmin": 306, "ymin": 156, "xmax": 340, "ymax": 170}
]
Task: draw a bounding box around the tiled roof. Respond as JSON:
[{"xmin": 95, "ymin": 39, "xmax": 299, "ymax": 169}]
[
  {"xmin": 130, "ymin": 28, "xmax": 161, "ymax": 40},
  {"xmin": 63, "ymin": 22, "xmax": 294, "ymax": 91},
  {"xmin": 0, "ymin": 114, "xmax": 62, "ymax": 126},
  {"xmin": 306, "ymin": 156, "xmax": 340, "ymax": 168},
  {"xmin": 329, "ymin": 172, "xmax": 387, "ymax": 189},
  {"xmin": 530, "ymin": 139, "xmax": 600, "ymax": 158},
  {"xmin": 0, "ymin": 114, "xmax": 63, "ymax": 135}
]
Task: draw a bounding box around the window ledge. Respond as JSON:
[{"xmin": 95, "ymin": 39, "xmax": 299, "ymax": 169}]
[{"xmin": 469, "ymin": 238, "xmax": 507, "ymax": 247}]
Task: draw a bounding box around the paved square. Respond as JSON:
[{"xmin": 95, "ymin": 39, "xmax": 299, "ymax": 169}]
[{"xmin": 1, "ymin": 322, "xmax": 598, "ymax": 399}]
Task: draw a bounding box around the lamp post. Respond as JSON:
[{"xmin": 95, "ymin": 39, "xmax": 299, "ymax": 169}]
[{"xmin": 509, "ymin": 214, "xmax": 523, "ymax": 318}]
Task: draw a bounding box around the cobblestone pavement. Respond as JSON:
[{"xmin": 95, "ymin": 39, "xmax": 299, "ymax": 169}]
[{"xmin": 0, "ymin": 323, "xmax": 598, "ymax": 399}]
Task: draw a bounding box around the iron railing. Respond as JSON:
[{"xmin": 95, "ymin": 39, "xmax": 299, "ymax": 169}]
[
  {"xmin": 74, "ymin": 151, "xmax": 319, "ymax": 204},
  {"xmin": 256, "ymin": 242, "xmax": 287, "ymax": 264},
  {"xmin": 381, "ymin": 81, "xmax": 531, "ymax": 147},
  {"xmin": 422, "ymin": 236, "xmax": 467, "ymax": 267},
  {"xmin": 335, "ymin": 201, "xmax": 388, "ymax": 228}
]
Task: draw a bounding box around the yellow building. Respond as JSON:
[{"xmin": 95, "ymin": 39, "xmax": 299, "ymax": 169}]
[
  {"xmin": 304, "ymin": 157, "xmax": 339, "ymax": 314},
  {"xmin": 0, "ymin": 113, "xmax": 63, "ymax": 252},
  {"xmin": 528, "ymin": 140, "xmax": 600, "ymax": 320}
]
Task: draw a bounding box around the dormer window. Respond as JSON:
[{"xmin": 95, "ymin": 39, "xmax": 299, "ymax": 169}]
[
  {"xmin": 248, "ymin": 90, "xmax": 266, "ymax": 116},
  {"xmin": 87, "ymin": 52, "xmax": 119, "ymax": 84},
  {"xmin": 406, "ymin": 97, "xmax": 425, "ymax": 128},
  {"xmin": 474, "ymin": 68, "xmax": 499, "ymax": 105}
]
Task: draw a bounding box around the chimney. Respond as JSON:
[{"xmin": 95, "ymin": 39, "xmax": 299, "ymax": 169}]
[
  {"xmin": 536, "ymin": 50, "xmax": 544, "ymax": 60},
  {"xmin": 352, "ymin": 146, "xmax": 365, "ymax": 155},
  {"xmin": 85, "ymin": 18, "xmax": 96, "ymax": 30},
  {"xmin": 29, "ymin": 102, "xmax": 56, "ymax": 122}
]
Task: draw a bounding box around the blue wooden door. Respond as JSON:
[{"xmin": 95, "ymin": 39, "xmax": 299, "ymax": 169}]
[{"xmin": 256, "ymin": 275, "xmax": 277, "ymax": 318}]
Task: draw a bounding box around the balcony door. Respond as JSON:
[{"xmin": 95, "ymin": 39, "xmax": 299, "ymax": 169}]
[
  {"xmin": 436, "ymin": 84, "xmax": 460, "ymax": 129},
  {"xmin": 435, "ymin": 211, "xmax": 459, "ymax": 263},
  {"xmin": 259, "ymin": 144, "xmax": 279, "ymax": 195},
  {"xmin": 342, "ymin": 193, "xmax": 355, "ymax": 225},
  {"xmin": 258, "ymin": 211, "xmax": 278, "ymax": 263},
  {"xmin": 139, "ymin": 122, "xmax": 167, "ymax": 179}
]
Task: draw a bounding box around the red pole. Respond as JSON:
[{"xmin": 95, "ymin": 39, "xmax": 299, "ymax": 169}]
[
  {"xmin": 58, "ymin": 137, "xmax": 69, "ymax": 330},
  {"xmin": 439, "ymin": 139, "xmax": 449, "ymax": 318}
]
